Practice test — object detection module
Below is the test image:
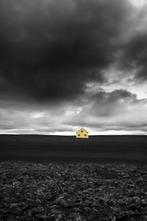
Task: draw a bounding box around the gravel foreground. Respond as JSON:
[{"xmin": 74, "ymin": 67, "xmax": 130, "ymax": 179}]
[{"xmin": 0, "ymin": 161, "xmax": 147, "ymax": 221}]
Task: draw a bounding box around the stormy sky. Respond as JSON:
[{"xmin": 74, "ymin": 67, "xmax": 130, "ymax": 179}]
[{"xmin": 0, "ymin": 0, "xmax": 147, "ymax": 135}]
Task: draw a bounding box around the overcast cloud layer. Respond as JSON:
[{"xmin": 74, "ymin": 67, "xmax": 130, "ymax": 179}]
[{"xmin": 0, "ymin": 0, "xmax": 147, "ymax": 134}]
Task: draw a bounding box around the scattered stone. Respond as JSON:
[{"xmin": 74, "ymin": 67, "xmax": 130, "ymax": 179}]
[{"xmin": 0, "ymin": 161, "xmax": 146, "ymax": 221}]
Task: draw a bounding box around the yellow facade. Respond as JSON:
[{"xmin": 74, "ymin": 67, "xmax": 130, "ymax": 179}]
[{"xmin": 76, "ymin": 128, "xmax": 89, "ymax": 138}]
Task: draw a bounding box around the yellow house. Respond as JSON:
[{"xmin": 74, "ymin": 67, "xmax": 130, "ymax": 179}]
[{"xmin": 76, "ymin": 128, "xmax": 89, "ymax": 138}]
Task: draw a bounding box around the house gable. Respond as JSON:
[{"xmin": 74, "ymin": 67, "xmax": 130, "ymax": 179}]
[{"xmin": 76, "ymin": 128, "xmax": 89, "ymax": 138}]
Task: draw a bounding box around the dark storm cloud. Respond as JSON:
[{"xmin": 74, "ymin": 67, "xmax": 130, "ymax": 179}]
[
  {"xmin": 122, "ymin": 32, "xmax": 147, "ymax": 81},
  {"xmin": 0, "ymin": 0, "xmax": 131, "ymax": 101},
  {"xmin": 118, "ymin": 4, "xmax": 147, "ymax": 82}
]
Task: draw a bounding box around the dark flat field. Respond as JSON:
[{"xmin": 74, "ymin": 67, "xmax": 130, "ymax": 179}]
[{"xmin": 0, "ymin": 135, "xmax": 147, "ymax": 163}]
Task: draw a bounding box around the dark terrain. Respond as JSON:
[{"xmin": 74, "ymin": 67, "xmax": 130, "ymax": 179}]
[
  {"xmin": 0, "ymin": 135, "xmax": 147, "ymax": 163},
  {"xmin": 0, "ymin": 135, "xmax": 147, "ymax": 220}
]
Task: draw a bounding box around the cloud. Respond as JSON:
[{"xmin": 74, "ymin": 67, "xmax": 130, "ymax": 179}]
[
  {"xmin": 66, "ymin": 89, "xmax": 147, "ymax": 132},
  {"xmin": 0, "ymin": 88, "xmax": 147, "ymax": 134},
  {"xmin": 0, "ymin": 0, "xmax": 147, "ymax": 134},
  {"xmin": 122, "ymin": 32, "xmax": 147, "ymax": 81},
  {"xmin": 0, "ymin": 0, "xmax": 132, "ymax": 102},
  {"xmin": 118, "ymin": 4, "xmax": 147, "ymax": 82},
  {"xmin": 0, "ymin": 102, "xmax": 76, "ymax": 134}
]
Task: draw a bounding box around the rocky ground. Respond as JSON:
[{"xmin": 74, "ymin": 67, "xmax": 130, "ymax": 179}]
[{"xmin": 0, "ymin": 161, "xmax": 147, "ymax": 221}]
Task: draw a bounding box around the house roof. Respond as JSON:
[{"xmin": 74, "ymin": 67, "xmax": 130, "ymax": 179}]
[{"xmin": 76, "ymin": 128, "xmax": 88, "ymax": 134}]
